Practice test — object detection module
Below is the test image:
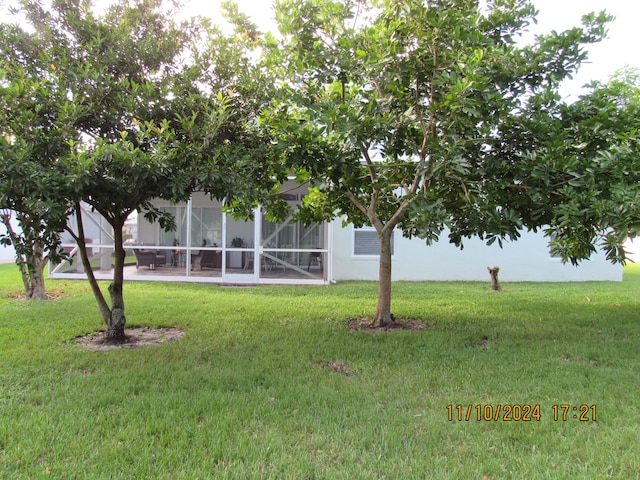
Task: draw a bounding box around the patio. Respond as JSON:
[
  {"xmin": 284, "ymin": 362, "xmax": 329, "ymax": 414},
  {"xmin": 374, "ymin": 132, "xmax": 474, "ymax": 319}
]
[
  {"xmin": 51, "ymin": 248, "xmax": 326, "ymax": 284},
  {"xmin": 50, "ymin": 183, "xmax": 330, "ymax": 285}
]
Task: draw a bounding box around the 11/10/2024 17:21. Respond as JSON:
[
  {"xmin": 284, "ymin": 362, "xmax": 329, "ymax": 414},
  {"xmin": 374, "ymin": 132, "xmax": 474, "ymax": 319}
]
[{"xmin": 446, "ymin": 404, "xmax": 597, "ymax": 421}]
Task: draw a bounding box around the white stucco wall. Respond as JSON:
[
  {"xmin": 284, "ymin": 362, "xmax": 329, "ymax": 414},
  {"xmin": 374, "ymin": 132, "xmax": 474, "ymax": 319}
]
[
  {"xmin": 331, "ymin": 222, "xmax": 623, "ymax": 282},
  {"xmin": 624, "ymin": 237, "xmax": 639, "ymax": 264}
]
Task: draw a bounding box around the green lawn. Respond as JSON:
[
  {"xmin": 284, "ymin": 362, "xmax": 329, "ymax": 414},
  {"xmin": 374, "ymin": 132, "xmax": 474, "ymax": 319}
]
[{"xmin": 1, "ymin": 263, "xmax": 639, "ymax": 479}]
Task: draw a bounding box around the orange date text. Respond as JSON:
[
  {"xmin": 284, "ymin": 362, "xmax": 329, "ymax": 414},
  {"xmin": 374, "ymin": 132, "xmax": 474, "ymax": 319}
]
[{"xmin": 446, "ymin": 404, "xmax": 541, "ymax": 421}]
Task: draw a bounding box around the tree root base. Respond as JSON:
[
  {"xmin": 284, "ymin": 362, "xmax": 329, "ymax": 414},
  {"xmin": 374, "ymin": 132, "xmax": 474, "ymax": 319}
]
[
  {"xmin": 349, "ymin": 317, "xmax": 429, "ymax": 332},
  {"xmin": 74, "ymin": 327, "xmax": 184, "ymax": 351}
]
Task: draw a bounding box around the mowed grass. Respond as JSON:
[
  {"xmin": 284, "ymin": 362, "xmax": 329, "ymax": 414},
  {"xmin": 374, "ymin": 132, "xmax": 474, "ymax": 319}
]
[{"xmin": 0, "ymin": 263, "xmax": 639, "ymax": 479}]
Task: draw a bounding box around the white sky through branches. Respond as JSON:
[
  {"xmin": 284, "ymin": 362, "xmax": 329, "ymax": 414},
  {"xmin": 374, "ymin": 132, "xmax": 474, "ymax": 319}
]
[
  {"xmin": 0, "ymin": 0, "xmax": 636, "ymax": 95},
  {"xmin": 192, "ymin": 0, "xmax": 638, "ymax": 99}
]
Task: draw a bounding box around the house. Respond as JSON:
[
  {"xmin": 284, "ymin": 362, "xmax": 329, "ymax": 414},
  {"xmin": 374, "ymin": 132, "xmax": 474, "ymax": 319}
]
[{"xmin": 49, "ymin": 180, "xmax": 623, "ymax": 284}]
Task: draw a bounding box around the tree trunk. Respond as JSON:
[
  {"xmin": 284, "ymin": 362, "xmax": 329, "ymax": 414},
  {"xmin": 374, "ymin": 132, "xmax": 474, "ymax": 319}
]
[
  {"xmin": 1, "ymin": 212, "xmax": 48, "ymax": 300},
  {"xmin": 373, "ymin": 228, "xmax": 394, "ymax": 327},
  {"xmin": 72, "ymin": 206, "xmax": 130, "ymax": 343},
  {"xmin": 73, "ymin": 204, "xmax": 112, "ymax": 325},
  {"xmin": 14, "ymin": 253, "xmax": 47, "ymax": 299},
  {"xmin": 26, "ymin": 253, "xmax": 48, "ymax": 300},
  {"xmin": 107, "ymin": 282, "xmax": 126, "ymax": 342},
  {"xmin": 18, "ymin": 255, "xmax": 33, "ymax": 298},
  {"xmin": 24, "ymin": 239, "xmax": 48, "ymax": 300},
  {"xmin": 105, "ymin": 219, "xmax": 127, "ymax": 343}
]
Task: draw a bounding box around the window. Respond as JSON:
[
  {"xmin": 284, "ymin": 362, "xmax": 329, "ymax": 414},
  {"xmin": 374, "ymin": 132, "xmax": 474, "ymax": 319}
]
[
  {"xmin": 158, "ymin": 206, "xmax": 222, "ymax": 248},
  {"xmin": 354, "ymin": 227, "xmax": 394, "ymax": 256},
  {"xmin": 191, "ymin": 207, "xmax": 222, "ymax": 247},
  {"xmin": 158, "ymin": 207, "xmax": 182, "ymax": 246}
]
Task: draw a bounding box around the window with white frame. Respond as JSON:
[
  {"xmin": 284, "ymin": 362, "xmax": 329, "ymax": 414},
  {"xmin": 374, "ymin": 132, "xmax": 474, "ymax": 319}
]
[
  {"xmin": 353, "ymin": 227, "xmax": 394, "ymax": 256},
  {"xmin": 158, "ymin": 206, "xmax": 222, "ymax": 248}
]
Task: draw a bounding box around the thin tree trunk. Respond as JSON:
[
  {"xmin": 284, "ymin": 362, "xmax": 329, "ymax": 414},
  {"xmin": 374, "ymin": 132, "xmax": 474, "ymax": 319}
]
[
  {"xmin": 73, "ymin": 204, "xmax": 112, "ymax": 324},
  {"xmin": 2, "ymin": 212, "xmax": 31, "ymax": 295},
  {"xmin": 16, "ymin": 254, "xmax": 33, "ymax": 298},
  {"xmin": 374, "ymin": 228, "xmax": 394, "ymax": 327},
  {"xmin": 106, "ymin": 221, "xmax": 127, "ymax": 343},
  {"xmin": 1, "ymin": 212, "xmax": 47, "ymax": 299}
]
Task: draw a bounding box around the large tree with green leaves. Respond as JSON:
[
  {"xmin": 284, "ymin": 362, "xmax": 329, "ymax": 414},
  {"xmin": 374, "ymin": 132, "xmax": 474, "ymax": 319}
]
[
  {"xmin": 265, "ymin": 0, "xmax": 612, "ymax": 326},
  {"xmin": 1, "ymin": 0, "xmax": 278, "ymax": 341},
  {"xmin": 0, "ymin": 63, "xmax": 77, "ymax": 299}
]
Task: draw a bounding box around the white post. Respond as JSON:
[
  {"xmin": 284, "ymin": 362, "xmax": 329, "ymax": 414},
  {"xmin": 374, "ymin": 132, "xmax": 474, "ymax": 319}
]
[
  {"xmin": 221, "ymin": 203, "xmax": 227, "ymax": 273},
  {"xmin": 254, "ymin": 206, "xmax": 261, "ymax": 277},
  {"xmin": 326, "ymin": 220, "xmax": 333, "ymax": 283},
  {"xmin": 185, "ymin": 197, "xmax": 192, "ymax": 272}
]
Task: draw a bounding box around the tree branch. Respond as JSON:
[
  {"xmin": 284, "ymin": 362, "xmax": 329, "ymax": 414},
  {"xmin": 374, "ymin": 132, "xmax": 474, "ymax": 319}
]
[
  {"xmin": 358, "ymin": 142, "xmax": 381, "ymax": 216},
  {"xmin": 73, "ymin": 202, "xmax": 111, "ymax": 324},
  {"xmin": 344, "ymin": 188, "xmax": 371, "ymax": 222}
]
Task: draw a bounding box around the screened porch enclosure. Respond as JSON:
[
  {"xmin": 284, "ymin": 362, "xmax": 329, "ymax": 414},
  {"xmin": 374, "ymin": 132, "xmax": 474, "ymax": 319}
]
[{"xmin": 50, "ymin": 188, "xmax": 330, "ymax": 285}]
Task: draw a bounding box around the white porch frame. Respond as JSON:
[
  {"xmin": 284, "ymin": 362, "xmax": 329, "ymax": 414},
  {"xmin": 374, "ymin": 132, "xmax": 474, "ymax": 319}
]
[{"xmin": 50, "ymin": 199, "xmax": 331, "ymax": 286}]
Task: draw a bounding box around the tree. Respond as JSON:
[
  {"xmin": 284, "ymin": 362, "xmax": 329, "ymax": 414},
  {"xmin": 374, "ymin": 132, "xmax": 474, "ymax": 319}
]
[
  {"xmin": 1, "ymin": 0, "xmax": 279, "ymax": 341},
  {"xmin": 265, "ymin": 0, "xmax": 611, "ymax": 326},
  {"xmin": 0, "ymin": 55, "xmax": 77, "ymax": 299}
]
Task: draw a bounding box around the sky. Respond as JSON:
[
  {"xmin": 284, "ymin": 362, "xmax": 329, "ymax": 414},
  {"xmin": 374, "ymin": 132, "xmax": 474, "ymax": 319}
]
[
  {"xmin": 528, "ymin": 0, "xmax": 639, "ymax": 100},
  {"xmin": 1, "ymin": 0, "xmax": 638, "ymax": 261}
]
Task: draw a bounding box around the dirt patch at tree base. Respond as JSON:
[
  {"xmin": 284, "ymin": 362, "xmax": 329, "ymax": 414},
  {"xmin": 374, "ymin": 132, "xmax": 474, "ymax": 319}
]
[
  {"xmin": 4, "ymin": 289, "xmax": 66, "ymax": 301},
  {"xmin": 74, "ymin": 326, "xmax": 184, "ymax": 352},
  {"xmin": 349, "ymin": 317, "xmax": 430, "ymax": 332}
]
